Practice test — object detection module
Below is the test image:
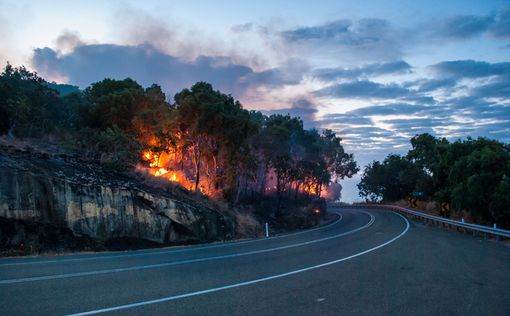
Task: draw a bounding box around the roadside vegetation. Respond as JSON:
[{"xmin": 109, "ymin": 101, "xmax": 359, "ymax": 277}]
[
  {"xmin": 358, "ymin": 133, "xmax": 510, "ymax": 228},
  {"xmin": 0, "ymin": 64, "xmax": 358, "ymax": 232}
]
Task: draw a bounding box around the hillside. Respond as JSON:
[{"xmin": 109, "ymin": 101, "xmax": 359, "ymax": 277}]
[{"xmin": 0, "ymin": 142, "xmax": 235, "ymax": 255}]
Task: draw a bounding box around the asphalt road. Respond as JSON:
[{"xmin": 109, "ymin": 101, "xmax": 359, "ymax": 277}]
[{"xmin": 1, "ymin": 207, "xmax": 509, "ymax": 316}]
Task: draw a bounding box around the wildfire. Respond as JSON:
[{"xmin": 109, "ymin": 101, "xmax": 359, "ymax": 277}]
[
  {"xmin": 140, "ymin": 148, "xmax": 333, "ymax": 200},
  {"xmin": 141, "ymin": 150, "xmax": 193, "ymax": 191},
  {"xmin": 155, "ymin": 168, "xmax": 168, "ymax": 176}
]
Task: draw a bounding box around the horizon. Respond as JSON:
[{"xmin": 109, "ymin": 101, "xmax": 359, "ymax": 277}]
[{"xmin": 1, "ymin": 0, "xmax": 509, "ymax": 201}]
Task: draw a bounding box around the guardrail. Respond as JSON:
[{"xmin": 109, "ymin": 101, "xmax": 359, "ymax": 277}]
[{"xmin": 329, "ymin": 203, "xmax": 510, "ymax": 240}]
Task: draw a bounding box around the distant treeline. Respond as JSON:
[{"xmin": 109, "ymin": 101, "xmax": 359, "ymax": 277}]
[
  {"xmin": 358, "ymin": 133, "xmax": 510, "ymax": 227},
  {"xmin": 0, "ymin": 64, "xmax": 358, "ymax": 214}
]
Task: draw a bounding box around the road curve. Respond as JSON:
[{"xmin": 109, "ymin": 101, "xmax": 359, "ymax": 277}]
[{"xmin": 1, "ymin": 208, "xmax": 509, "ymax": 315}]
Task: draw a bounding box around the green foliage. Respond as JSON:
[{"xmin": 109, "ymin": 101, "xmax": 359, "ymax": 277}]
[
  {"xmin": 1, "ymin": 64, "xmax": 359, "ymax": 219},
  {"xmin": 360, "ymin": 133, "xmax": 510, "ymax": 226},
  {"xmin": 81, "ymin": 78, "xmax": 145, "ymax": 131},
  {"xmin": 0, "ymin": 64, "xmax": 61, "ymax": 136},
  {"xmin": 172, "ymin": 82, "xmax": 258, "ymax": 193},
  {"xmin": 358, "ymin": 155, "xmax": 427, "ymax": 202},
  {"xmin": 93, "ymin": 126, "xmax": 141, "ymax": 171},
  {"xmin": 447, "ymin": 138, "xmax": 510, "ymax": 223},
  {"xmin": 47, "ymin": 82, "xmax": 80, "ymax": 96}
]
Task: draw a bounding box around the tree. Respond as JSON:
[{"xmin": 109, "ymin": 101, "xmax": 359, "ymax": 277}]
[
  {"xmin": 0, "ymin": 64, "xmax": 61, "ymax": 136},
  {"xmin": 0, "ymin": 64, "xmax": 362, "ymax": 222},
  {"xmin": 358, "ymin": 154, "xmax": 426, "ymax": 201},
  {"xmin": 447, "ymin": 138, "xmax": 510, "ymax": 224},
  {"xmin": 360, "ymin": 133, "xmax": 510, "ymax": 227},
  {"xmin": 82, "ymin": 78, "xmax": 145, "ymax": 131},
  {"xmin": 173, "ymin": 82, "xmax": 256, "ymax": 194},
  {"xmin": 260, "ymin": 114, "xmax": 303, "ymax": 213}
]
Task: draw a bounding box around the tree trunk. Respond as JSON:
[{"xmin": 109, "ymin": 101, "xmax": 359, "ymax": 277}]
[
  {"xmin": 192, "ymin": 139, "xmax": 202, "ymax": 193},
  {"xmin": 276, "ymin": 171, "xmax": 282, "ymax": 217},
  {"xmin": 295, "ymin": 181, "xmax": 301, "ymax": 199}
]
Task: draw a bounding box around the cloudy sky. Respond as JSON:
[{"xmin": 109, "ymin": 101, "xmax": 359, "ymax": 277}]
[{"xmin": 1, "ymin": 0, "xmax": 509, "ymax": 201}]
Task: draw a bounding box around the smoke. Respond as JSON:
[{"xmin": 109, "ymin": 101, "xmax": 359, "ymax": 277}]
[
  {"xmin": 55, "ymin": 31, "xmax": 84, "ymax": 54},
  {"xmin": 324, "ymin": 182, "xmax": 342, "ymax": 201},
  {"xmin": 264, "ymin": 97, "xmax": 319, "ymax": 129},
  {"xmin": 112, "ymin": 7, "xmax": 283, "ymax": 71},
  {"xmin": 30, "ymin": 8, "xmax": 316, "ymax": 110}
]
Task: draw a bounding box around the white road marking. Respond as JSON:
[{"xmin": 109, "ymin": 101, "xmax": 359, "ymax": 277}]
[
  {"xmin": 0, "ymin": 213, "xmax": 343, "ymax": 267},
  {"xmin": 67, "ymin": 211, "xmax": 410, "ymax": 316},
  {"xmin": 0, "ymin": 212, "xmax": 374, "ymax": 284}
]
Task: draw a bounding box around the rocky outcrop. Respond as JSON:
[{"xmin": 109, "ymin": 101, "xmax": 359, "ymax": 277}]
[{"xmin": 0, "ymin": 145, "xmax": 234, "ymax": 254}]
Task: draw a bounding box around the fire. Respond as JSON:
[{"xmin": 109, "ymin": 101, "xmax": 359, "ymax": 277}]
[
  {"xmin": 141, "ymin": 149, "xmax": 195, "ymax": 191},
  {"xmin": 155, "ymin": 168, "xmax": 168, "ymax": 176},
  {"xmin": 141, "ymin": 148, "xmax": 330, "ymax": 199}
]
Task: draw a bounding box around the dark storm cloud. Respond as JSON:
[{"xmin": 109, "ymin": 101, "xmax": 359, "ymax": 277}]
[
  {"xmin": 313, "ymin": 60, "xmax": 412, "ymax": 81},
  {"xmin": 31, "ymin": 43, "xmax": 304, "ymax": 99},
  {"xmin": 430, "ymin": 60, "xmax": 510, "ymax": 78},
  {"xmin": 314, "ymin": 80, "xmax": 410, "ymax": 99}
]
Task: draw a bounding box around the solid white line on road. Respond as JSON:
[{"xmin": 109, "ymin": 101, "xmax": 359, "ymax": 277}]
[
  {"xmin": 0, "ymin": 213, "xmax": 343, "ymax": 267},
  {"xmin": 67, "ymin": 211, "xmax": 410, "ymax": 316},
  {"xmin": 0, "ymin": 212, "xmax": 374, "ymax": 284}
]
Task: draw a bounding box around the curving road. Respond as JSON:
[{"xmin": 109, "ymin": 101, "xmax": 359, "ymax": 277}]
[{"xmin": 1, "ymin": 207, "xmax": 509, "ymax": 315}]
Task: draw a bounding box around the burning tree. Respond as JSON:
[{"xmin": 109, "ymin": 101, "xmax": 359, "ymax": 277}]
[
  {"xmin": 135, "ymin": 82, "xmax": 358, "ymax": 209},
  {"xmin": 0, "ymin": 64, "xmax": 358, "ymax": 212},
  {"xmin": 140, "ymin": 82, "xmax": 258, "ymax": 197}
]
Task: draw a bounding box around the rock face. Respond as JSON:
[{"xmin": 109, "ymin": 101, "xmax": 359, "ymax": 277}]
[{"xmin": 0, "ymin": 145, "xmax": 234, "ymax": 254}]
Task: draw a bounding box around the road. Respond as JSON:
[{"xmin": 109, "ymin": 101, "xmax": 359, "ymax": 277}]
[{"xmin": 1, "ymin": 207, "xmax": 509, "ymax": 315}]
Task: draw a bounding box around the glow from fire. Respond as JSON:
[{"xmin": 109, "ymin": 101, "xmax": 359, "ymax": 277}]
[
  {"xmin": 142, "ymin": 150, "xmax": 181, "ymax": 183},
  {"xmin": 155, "ymin": 168, "xmax": 168, "ymax": 176},
  {"xmin": 141, "ymin": 149, "xmax": 200, "ymax": 193},
  {"xmin": 141, "ymin": 148, "xmax": 338, "ymax": 200}
]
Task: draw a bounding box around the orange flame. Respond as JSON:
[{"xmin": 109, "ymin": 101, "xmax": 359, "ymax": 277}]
[
  {"xmin": 141, "ymin": 150, "xmax": 194, "ymax": 191},
  {"xmin": 155, "ymin": 168, "xmax": 168, "ymax": 176}
]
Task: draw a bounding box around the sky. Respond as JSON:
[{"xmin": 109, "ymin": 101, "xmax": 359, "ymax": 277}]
[{"xmin": 1, "ymin": 0, "xmax": 509, "ymax": 201}]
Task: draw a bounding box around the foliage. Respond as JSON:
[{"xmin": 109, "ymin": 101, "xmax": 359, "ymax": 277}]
[
  {"xmin": 0, "ymin": 64, "xmax": 61, "ymax": 136},
  {"xmin": 0, "ymin": 64, "xmax": 359, "ymax": 219},
  {"xmin": 358, "ymin": 155, "xmax": 427, "ymax": 202},
  {"xmin": 359, "ymin": 133, "xmax": 510, "ymax": 226}
]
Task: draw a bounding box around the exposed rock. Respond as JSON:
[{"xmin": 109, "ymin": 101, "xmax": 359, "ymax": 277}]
[{"xmin": 0, "ymin": 145, "xmax": 234, "ymax": 255}]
